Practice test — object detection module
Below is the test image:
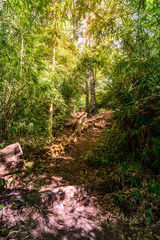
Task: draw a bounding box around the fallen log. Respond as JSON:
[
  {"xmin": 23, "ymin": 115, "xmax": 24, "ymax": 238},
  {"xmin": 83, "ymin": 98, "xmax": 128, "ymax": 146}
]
[{"xmin": 0, "ymin": 143, "xmax": 25, "ymax": 175}]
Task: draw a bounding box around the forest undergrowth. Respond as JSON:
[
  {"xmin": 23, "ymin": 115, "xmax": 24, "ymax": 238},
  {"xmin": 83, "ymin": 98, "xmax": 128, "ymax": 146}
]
[{"xmin": 85, "ymin": 110, "xmax": 160, "ymax": 239}]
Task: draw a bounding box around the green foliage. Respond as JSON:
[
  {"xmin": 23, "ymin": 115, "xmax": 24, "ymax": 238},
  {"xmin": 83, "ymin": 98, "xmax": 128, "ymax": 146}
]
[
  {"xmin": 146, "ymin": 181, "xmax": 160, "ymax": 198},
  {"xmin": 0, "ymin": 177, "xmax": 7, "ymax": 188},
  {"xmin": 113, "ymin": 193, "xmax": 126, "ymax": 202},
  {"xmin": 0, "ymin": 203, "xmax": 4, "ymax": 211},
  {"xmin": 0, "ymin": 1, "xmax": 52, "ymax": 143},
  {"xmin": 86, "ymin": 144, "xmax": 110, "ymax": 168},
  {"xmin": 111, "ymin": 161, "xmax": 160, "ymax": 224},
  {"xmin": 0, "ymin": 0, "xmax": 81, "ymax": 145},
  {"xmin": 96, "ymin": 0, "xmax": 160, "ymax": 170}
]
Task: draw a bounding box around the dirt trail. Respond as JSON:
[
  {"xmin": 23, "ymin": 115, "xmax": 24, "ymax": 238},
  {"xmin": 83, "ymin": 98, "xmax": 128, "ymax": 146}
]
[
  {"xmin": 0, "ymin": 111, "xmax": 127, "ymax": 240},
  {"xmin": 42, "ymin": 111, "xmax": 113, "ymax": 187}
]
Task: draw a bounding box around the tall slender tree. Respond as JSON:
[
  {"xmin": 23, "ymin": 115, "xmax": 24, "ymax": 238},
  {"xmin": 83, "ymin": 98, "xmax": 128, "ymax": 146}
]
[{"xmin": 49, "ymin": 0, "xmax": 57, "ymax": 137}]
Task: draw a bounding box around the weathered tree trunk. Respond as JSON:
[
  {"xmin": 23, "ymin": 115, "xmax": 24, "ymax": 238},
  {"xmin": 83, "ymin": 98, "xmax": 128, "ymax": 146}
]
[
  {"xmin": 85, "ymin": 78, "xmax": 89, "ymax": 113},
  {"xmin": 49, "ymin": 1, "xmax": 56, "ymax": 137},
  {"xmin": 49, "ymin": 39, "xmax": 56, "ymax": 136},
  {"xmin": 0, "ymin": 143, "xmax": 25, "ymax": 175},
  {"xmin": 90, "ymin": 69, "xmax": 96, "ymax": 112},
  {"xmin": 85, "ymin": 2, "xmax": 96, "ymax": 113}
]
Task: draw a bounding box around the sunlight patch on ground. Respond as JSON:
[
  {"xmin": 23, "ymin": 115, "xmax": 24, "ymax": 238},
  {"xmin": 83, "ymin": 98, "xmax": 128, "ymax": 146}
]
[{"xmin": 30, "ymin": 186, "xmax": 117, "ymax": 239}]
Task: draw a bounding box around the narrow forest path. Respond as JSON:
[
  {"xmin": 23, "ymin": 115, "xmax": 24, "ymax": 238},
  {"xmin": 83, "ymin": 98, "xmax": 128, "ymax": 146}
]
[{"xmin": 0, "ymin": 111, "xmax": 131, "ymax": 240}]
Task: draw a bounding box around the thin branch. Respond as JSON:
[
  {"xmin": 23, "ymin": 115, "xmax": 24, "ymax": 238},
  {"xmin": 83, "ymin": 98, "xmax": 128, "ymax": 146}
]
[
  {"xmin": 0, "ymin": 170, "xmax": 25, "ymax": 178},
  {"xmin": 4, "ymin": 231, "xmax": 20, "ymax": 240}
]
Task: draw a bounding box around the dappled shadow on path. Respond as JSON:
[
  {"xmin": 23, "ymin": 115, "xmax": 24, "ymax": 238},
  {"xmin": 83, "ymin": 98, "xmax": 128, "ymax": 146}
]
[
  {"xmin": 0, "ymin": 186, "xmax": 119, "ymax": 240},
  {"xmin": 30, "ymin": 186, "xmax": 117, "ymax": 240},
  {"xmin": 0, "ymin": 111, "xmax": 122, "ymax": 239}
]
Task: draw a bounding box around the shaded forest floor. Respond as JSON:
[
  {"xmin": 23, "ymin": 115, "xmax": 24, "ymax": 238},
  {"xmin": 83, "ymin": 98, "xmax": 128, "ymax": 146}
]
[{"xmin": 0, "ymin": 111, "xmax": 158, "ymax": 240}]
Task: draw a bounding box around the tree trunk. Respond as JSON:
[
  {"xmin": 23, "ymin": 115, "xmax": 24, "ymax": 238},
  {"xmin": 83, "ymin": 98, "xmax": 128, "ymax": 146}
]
[
  {"xmin": 90, "ymin": 69, "xmax": 96, "ymax": 112},
  {"xmin": 49, "ymin": 1, "xmax": 56, "ymax": 137},
  {"xmin": 85, "ymin": 78, "xmax": 89, "ymax": 113},
  {"xmin": 85, "ymin": 1, "xmax": 96, "ymax": 113},
  {"xmin": 52, "ymin": 38, "xmax": 56, "ymax": 71}
]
